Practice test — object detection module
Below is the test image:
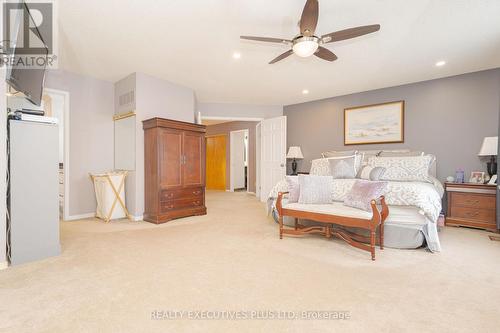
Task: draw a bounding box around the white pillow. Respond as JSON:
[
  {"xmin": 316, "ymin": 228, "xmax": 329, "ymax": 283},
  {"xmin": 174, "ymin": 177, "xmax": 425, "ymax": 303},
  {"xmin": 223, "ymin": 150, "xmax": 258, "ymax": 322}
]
[
  {"xmin": 298, "ymin": 175, "xmax": 334, "ymax": 204},
  {"xmin": 368, "ymin": 155, "xmax": 433, "ymax": 182}
]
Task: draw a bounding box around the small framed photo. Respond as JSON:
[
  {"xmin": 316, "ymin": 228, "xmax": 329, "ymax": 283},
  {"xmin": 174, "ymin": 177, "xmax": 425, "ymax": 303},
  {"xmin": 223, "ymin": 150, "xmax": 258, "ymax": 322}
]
[{"xmin": 469, "ymin": 171, "xmax": 485, "ymax": 184}]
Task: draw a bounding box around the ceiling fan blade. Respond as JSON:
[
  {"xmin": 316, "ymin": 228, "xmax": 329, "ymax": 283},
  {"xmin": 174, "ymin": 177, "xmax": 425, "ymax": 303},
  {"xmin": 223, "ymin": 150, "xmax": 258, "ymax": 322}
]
[
  {"xmin": 300, "ymin": 0, "xmax": 319, "ymax": 37},
  {"xmin": 314, "ymin": 47, "xmax": 337, "ymax": 62},
  {"xmin": 269, "ymin": 49, "xmax": 294, "ymax": 64},
  {"xmin": 240, "ymin": 36, "xmax": 291, "ymax": 44},
  {"xmin": 321, "ymin": 24, "xmax": 381, "ymax": 43}
]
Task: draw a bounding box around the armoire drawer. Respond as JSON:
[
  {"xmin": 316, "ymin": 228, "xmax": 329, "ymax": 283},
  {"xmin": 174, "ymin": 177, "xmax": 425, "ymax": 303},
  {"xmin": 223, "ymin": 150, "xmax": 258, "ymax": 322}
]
[
  {"xmin": 160, "ymin": 187, "xmax": 204, "ymax": 201},
  {"xmin": 160, "ymin": 197, "xmax": 204, "ymax": 212}
]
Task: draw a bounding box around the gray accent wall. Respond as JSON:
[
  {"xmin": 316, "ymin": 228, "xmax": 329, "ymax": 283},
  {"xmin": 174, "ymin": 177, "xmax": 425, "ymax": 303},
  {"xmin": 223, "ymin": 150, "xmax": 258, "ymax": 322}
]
[
  {"xmin": 285, "ymin": 69, "xmax": 500, "ymax": 181},
  {"xmin": 45, "ymin": 69, "xmax": 115, "ymax": 217},
  {"xmin": 206, "ymin": 121, "xmax": 259, "ymax": 193}
]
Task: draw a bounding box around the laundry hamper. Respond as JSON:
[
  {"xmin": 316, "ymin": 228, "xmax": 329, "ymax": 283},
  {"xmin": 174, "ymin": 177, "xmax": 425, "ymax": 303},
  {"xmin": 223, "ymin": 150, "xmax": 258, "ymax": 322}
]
[{"xmin": 90, "ymin": 171, "xmax": 131, "ymax": 222}]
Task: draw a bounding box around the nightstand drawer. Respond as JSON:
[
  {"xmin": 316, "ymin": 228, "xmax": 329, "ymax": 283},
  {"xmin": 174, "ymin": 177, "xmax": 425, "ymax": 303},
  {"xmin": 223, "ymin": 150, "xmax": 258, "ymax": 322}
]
[
  {"xmin": 451, "ymin": 193, "xmax": 495, "ymax": 209},
  {"xmin": 450, "ymin": 206, "xmax": 496, "ymax": 223}
]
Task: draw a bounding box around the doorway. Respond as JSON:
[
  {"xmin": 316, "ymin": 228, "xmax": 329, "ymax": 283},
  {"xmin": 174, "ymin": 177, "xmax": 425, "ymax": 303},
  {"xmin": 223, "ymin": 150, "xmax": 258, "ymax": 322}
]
[
  {"xmin": 230, "ymin": 129, "xmax": 249, "ymax": 192},
  {"xmin": 206, "ymin": 135, "xmax": 227, "ymax": 190},
  {"xmin": 42, "ymin": 88, "xmax": 70, "ymax": 220}
]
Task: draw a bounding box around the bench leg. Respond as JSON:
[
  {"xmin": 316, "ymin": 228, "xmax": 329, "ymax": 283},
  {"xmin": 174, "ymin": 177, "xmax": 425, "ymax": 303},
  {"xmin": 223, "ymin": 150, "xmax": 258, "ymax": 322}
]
[
  {"xmin": 379, "ymin": 224, "xmax": 384, "ymax": 250},
  {"xmin": 279, "ymin": 216, "xmax": 283, "ymax": 239},
  {"xmin": 370, "ymin": 230, "xmax": 376, "ymax": 261},
  {"xmin": 294, "ymin": 218, "xmax": 299, "ymax": 231},
  {"xmin": 325, "ymin": 225, "xmax": 332, "ymax": 238}
]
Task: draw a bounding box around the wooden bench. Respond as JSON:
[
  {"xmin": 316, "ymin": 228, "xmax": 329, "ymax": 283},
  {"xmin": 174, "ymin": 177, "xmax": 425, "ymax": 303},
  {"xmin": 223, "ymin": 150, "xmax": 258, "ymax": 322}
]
[{"xmin": 276, "ymin": 192, "xmax": 389, "ymax": 260}]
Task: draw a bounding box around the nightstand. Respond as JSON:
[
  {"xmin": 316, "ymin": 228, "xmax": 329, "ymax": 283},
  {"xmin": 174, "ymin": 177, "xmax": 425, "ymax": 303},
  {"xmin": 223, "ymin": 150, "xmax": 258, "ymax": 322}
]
[{"xmin": 445, "ymin": 182, "xmax": 498, "ymax": 232}]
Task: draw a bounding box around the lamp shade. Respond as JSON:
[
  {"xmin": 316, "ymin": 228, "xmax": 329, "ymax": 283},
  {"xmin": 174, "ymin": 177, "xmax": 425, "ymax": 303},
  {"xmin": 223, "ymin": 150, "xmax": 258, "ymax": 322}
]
[
  {"xmin": 287, "ymin": 146, "xmax": 304, "ymax": 159},
  {"xmin": 478, "ymin": 137, "xmax": 498, "ymax": 156}
]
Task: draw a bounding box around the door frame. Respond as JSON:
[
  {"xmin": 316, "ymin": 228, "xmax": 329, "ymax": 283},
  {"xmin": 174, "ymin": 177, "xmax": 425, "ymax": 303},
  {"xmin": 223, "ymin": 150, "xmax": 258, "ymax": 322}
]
[
  {"xmin": 43, "ymin": 88, "xmax": 70, "ymax": 221},
  {"xmin": 229, "ymin": 129, "xmax": 249, "ymax": 193},
  {"xmin": 255, "ymin": 122, "xmax": 261, "ymax": 199}
]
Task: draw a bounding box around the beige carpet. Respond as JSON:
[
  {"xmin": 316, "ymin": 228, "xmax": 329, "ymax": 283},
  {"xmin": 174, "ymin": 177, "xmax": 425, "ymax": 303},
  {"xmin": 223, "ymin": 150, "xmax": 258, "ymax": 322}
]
[{"xmin": 1, "ymin": 191, "xmax": 500, "ymax": 333}]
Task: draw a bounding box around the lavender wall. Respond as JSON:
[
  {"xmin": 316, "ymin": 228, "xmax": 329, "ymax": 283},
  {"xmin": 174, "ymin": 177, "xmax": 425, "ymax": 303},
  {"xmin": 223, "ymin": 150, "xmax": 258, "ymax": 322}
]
[
  {"xmin": 45, "ymin": 69, "xmax": 115, "ymax": 217},
  {"xmin": 206, "ymin": 121, "xmax": 259, "ymax": 193},
  {"xmin": 114, "ymin": 72, "xmax": 197, "ymax": 217},
  {"xmin": 285, "ymin": 69, "xmax": 500, "ymax": 181}
]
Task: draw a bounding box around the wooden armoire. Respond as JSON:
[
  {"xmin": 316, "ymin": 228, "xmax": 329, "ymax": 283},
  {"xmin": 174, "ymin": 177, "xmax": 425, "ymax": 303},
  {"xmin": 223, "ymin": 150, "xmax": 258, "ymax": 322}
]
[{"xmin": 143, "ymin": 118, "xmax": 207, "ymax": 224}]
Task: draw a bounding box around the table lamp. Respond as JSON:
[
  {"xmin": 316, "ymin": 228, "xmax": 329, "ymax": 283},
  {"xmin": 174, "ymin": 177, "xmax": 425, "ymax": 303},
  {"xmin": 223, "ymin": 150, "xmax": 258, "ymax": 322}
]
[
  {"xmin": 287, "ymin": 146, "xmax": 304, "ymax": 175},
  {"xmin": 478, "ymin": 136, "xmax": 498, "ymax": 177}
]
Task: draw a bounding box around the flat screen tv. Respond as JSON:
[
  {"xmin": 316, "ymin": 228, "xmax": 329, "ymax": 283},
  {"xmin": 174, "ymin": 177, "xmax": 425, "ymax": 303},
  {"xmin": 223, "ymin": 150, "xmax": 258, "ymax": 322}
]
[{"xmin": 5, "ymin": 1, "xmax": 48, "ymax": 106}]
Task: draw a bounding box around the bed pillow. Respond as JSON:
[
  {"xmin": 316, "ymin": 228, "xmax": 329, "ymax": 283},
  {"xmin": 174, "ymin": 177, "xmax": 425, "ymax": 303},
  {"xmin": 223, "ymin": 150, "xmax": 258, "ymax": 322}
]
[
  {"xmin": 328, "ymin": 155, "xmax": 357, "ymax": 179},
  {"xmin": 285, "ymin": 176, "xmax": 300, "ymax": 203},
  {"xmin": 368, "ymin": 155, "xmax": 433, "ymax": 182},
  {"xmin": 357, "ymin": 166, "xmax": 386, "ymax": 181},
  {"xmin": 378, "ymin": 151, "xmax": 424, "ymax": 157},
  {"xmin": 298, "ymin": 175, "xmax": 334, "ymax": 204},
  {"xmin": 322, "ymin": 150, "xmax": 357, "ymax": 158},
  {"xmin": 344, "ymin": 180, "xmax": 388, "ymax": 212}
]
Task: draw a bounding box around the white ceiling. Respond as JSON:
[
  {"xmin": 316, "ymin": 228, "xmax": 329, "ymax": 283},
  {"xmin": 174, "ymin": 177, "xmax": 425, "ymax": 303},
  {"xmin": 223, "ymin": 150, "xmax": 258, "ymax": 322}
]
[{"xmin": 58, "ymin": 0, "xmax": 500, "ymax": 106}]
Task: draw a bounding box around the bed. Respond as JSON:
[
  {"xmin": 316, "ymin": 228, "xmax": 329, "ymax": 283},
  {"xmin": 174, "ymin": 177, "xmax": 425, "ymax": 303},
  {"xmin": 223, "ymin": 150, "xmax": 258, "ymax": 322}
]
[{"xmin": 267, "ymin": 150, "xmax": 444, "ymax": 252}]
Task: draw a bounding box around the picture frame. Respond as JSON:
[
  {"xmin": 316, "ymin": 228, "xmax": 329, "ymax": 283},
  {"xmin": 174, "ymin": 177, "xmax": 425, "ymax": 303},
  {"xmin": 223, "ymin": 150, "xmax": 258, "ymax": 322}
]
[
  {"xmin": 344, "ymin": 101, "xmax": 405, "ymax": 145},
  {"xmin": 469, "ymin": 171, "xmax": 485, "ymax": 184}
]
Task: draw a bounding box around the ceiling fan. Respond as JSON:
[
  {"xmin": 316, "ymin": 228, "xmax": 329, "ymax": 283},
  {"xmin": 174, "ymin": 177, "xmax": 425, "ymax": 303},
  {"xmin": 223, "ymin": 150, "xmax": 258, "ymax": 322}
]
[{"xmin": 240, "ymin": 0, "xmax": 380, "ymax": 64}]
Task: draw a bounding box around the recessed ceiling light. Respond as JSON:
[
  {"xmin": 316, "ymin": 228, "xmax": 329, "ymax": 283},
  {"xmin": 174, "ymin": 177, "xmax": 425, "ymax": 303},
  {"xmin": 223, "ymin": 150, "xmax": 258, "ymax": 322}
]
[
  {"xmin": 302, "ymin": 89, "xmax": 309, "ymax": 95},
  {"xmin": 435, "ymin": 60, "xmax": 446, "ymax": 67},
  {"xmin": 232, "ymin": 52, "xmax": 241, "ymax": 59}
]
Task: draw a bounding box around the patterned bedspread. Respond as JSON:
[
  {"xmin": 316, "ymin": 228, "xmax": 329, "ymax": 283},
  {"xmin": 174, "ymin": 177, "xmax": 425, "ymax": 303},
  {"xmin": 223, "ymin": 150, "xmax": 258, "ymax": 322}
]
[{"xmin": 268, "ymin": 177, "xmax": 443, "ymax": 223}]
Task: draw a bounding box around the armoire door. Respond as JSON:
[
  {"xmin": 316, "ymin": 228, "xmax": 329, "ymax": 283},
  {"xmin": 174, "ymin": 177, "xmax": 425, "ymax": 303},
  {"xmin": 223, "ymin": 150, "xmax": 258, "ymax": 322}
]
[
  {"xmin": 183, "ymin": 131, "xmax": 205, "ymax": 187},
  {"xmin": 159, "ymin": 128, "xmax": 183, "ymax": 189}
]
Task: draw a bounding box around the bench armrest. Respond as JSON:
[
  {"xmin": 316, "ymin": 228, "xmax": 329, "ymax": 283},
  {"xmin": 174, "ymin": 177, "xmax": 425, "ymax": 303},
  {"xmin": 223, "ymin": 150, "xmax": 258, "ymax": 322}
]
[{"xmin": 276, "ymin": 191, "xmax": 289, "ymax": 216}]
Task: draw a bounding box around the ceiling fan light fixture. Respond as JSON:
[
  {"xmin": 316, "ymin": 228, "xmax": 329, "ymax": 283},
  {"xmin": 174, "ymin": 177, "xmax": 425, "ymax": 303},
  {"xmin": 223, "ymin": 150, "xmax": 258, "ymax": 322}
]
[{"xmin": 292, "ymin": 36, "xmax": 319, "ymax": 57}]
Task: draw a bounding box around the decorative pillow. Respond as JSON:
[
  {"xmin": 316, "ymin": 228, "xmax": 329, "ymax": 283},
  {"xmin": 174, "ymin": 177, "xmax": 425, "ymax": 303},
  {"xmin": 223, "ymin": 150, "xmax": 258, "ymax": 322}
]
[
  {"xmin": 310, "ymin": 158, "xmax": 331, "ymax": 176},
  {"xmin": 357, "ymin": 166, "xmax": 386, "ymax": 181},
  {"xmin": 298, "ymin": 175, "xmax": 334, "ymax": 204},
  {"xmin": 285, "ymin": 176, "xmax": 300, "ymax": 203},
  {"xmin": 322, "ymin": 150, "xmax": 357, "ymax": 158},
  {"xmin": 378, "ymin": 151, "xmax": 424, "ymax": 157},
  {"xmin": 328, "ymin": 156, "xmax": 356, "ymax": 179},
  {"xmin": 343, "ymin": 180, "xmax": 388, "ymax": 212},
  {"xmin": 368, "ymin": 155, "xmax": 433, "ymax": 182}
]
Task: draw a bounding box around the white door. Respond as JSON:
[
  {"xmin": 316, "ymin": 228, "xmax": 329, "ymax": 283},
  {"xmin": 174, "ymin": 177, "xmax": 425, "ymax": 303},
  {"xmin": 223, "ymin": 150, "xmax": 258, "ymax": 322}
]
[
  {"xmin": 230, "ymin": 130, "xmax": 246, "ymax": 191},
  {"xmin": 260, "ymin": 116, "xmax": 287, "ymax": 202}
]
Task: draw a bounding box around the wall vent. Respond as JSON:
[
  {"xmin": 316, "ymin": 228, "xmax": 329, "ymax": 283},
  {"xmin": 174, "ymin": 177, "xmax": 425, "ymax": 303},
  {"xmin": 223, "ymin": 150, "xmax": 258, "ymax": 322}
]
[{"xmin": 119, "ymin": 90, "xmax": 135, "ymax": 107}]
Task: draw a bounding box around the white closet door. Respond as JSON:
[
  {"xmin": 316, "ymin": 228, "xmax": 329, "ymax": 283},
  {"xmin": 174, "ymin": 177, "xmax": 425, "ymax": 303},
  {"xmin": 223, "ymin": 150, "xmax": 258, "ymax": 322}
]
[{"xmin": 260, "ymin": 116, "xmax": 286, "ymax": 202}]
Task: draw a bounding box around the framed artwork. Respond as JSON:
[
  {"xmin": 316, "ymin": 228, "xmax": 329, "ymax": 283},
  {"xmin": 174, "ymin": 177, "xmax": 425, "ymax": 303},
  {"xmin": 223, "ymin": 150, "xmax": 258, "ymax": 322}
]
[{"xmin": 344, "ymin": 101, "xmax": 405, "ymax": 145}]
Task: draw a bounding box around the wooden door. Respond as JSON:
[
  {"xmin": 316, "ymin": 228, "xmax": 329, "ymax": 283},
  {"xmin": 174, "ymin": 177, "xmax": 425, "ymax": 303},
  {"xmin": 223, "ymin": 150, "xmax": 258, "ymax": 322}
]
[
  {"xmin": 159, "ymin": 128, "xmax": 183, "ymax": 189},
  {"xmin": 206, "ymin": 135, "xmax": 226, "ymax": 190},
  {"xmin": 183, "ymin": 131, "xmax": 205, "ymax": 187}
]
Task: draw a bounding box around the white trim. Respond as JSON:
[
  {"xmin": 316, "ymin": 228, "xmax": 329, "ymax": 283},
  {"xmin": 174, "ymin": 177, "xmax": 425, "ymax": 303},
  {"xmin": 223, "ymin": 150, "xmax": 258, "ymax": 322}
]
[
  {"xmin": 64, "ymin": 212, "xmax": 95, "ymax": 221},
  {"xmin": 201, "ymin": 116, "xmax": 264, "ymax": 122},
  {"xmin": 43, "ymin": 88, "xmax": 71, "ymax": 222},
  {"xmin": 255, "ymin": 122, "xmax": 261, "ymax": 200},
  {"xmin": 229, "ymin": 129, "xmax": 249, "ymax": 193},
  {"xmin": 0, "ymin": 261, "xmax": 8, "ymax": 270}
]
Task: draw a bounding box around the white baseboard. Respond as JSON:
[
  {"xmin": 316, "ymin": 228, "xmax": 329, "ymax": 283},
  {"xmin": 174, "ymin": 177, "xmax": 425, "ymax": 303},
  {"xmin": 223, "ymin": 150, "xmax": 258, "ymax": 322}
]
[
  {"xmin": 64, "ymin": 212, "xmax": 95, "ymax": 221},
  {"xmin": 247, "ymin": 191, "xmax": 256, "ymax": 195},
  {"xmin": 132, "ymin": 215, "xmax": 143, "ymax": 221},
  {"xmin": 0, "ymin": 261, "xmax": 9, "ymax": 270}
]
